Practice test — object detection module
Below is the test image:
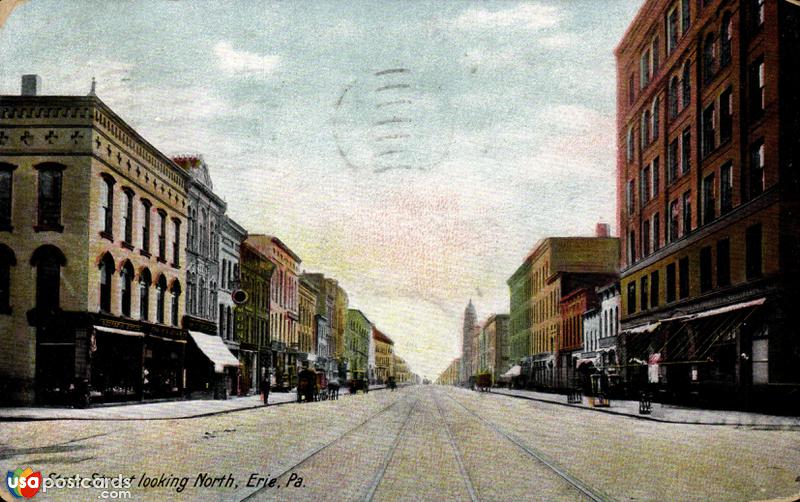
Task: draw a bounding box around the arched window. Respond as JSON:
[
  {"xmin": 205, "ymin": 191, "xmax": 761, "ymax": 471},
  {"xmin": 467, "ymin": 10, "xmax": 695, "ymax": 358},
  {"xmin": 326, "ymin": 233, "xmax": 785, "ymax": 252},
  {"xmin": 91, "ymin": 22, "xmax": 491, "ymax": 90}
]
[
  {"xmin": 172, "ymin": 218, "xmax": 181, "ymax": 267},
  {"xmin": 199, "ymin": 277, "xmax": 206, "ymax": 317},
  {"xmin": 31, "ymin": 245, "xmax": 66, "ymax": 314},
  {"xmin": 35, "ymin": 163, "xmax": 65, "ymax": 231},
  {"xmin": 626, "ymin": 126, "xmax": 634, "ymax": 162},
  {"xmin": 122, "ymin": 188, "xmax": 134, "ymax": 245},
  {"xmin": 199, "ymin": 210, "xmax": 207, "ymax": 255},
  {"xmin": 0, "ymin": 244, "xmax": 16, "ymax": 313},
  {"xmin": 139, "ymin": 268, "xmax": 151, "ymax": 321},
  {"xmin": 703, "ymin": 34, "xmax": 716, "ymax": 85},
  {"xmin": 100, "ymin": 174, "xmax": 115, "ymax": 238},
  {"xmin": 210, "ymin": 221, "xmax": 217, "ymax": 260},
  {"xmin": 668, "ymin": 76, "xmax": 679, "ymax": 119},
  {"xmin": 652, "ymin": 97, "xmax": 660, "ymax": 140},
  {"xmin": 140, "ymin": 199, "xmax": 151, "ymax": 254},
  {"xmin": 720, "ymin": 13, "xmax": 732, "ymax": 67},
  {"xmin": 682, "ymin": 62, "xmax": 691, "ymax": 109},
  {"xmin": 157, "ymin": 209, "xmax": 167, "ymax": 260},
  {"xmin": 120, "ymin": 260, "xmax": 134, "ymax": 317},
  {"xmin": 0, "ymin": 162, "xmax": 16, "ymax": 231},
  {"xmin": 156, "ymin": 275, "xmax": 167, "ymax": 324},
  {"xmin": 170, "ymin": 279, "xmax": 181, "ymax": 327},
  {"xmin": 641, "ymin": 110, "xmax": 650, "ymax": 146},
  {"xmin": 99, "ymin": 252, "xmax": 115, "ymax": 313}
]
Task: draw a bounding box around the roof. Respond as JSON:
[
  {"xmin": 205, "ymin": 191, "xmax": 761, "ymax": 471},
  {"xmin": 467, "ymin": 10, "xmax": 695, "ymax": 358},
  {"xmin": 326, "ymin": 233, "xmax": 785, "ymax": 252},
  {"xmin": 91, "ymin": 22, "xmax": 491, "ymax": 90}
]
[
  {"xmin": 372, "ymin": 327, "xmax": 394, "ymax": 345},
  {"xmin": 247, "ymin": 234, "xmax": 302, "ymax": 264}
]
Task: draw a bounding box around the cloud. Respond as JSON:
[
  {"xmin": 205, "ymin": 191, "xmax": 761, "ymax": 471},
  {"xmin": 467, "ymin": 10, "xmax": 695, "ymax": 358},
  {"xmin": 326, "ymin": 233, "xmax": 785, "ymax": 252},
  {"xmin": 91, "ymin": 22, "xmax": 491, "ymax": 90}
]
[
  {"xmin": 452, "ymin": 3, "xmax": 560, "ymax": 31},
  {"xmin": 213, "ymin": 41, "xmax": 280, "ymax": 77}
]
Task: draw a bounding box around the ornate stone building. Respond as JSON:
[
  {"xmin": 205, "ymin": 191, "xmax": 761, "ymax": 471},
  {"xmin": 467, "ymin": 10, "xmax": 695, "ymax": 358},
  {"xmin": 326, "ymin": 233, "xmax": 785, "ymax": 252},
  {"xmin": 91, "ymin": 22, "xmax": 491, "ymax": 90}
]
[
  {"xmin": 460, "ymin": 299, "xmax": 477, "ymax": 384},
  {"xmin": 0, "ymin": 78, "xmax": 189, "ymax": 404}
]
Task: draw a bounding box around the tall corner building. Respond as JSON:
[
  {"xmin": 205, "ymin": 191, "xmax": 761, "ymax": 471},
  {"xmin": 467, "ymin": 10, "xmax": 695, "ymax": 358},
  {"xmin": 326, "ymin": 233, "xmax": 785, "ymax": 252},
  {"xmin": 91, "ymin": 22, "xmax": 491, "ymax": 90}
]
[{"xmin": 615, "ymin": 0, "xmax": 800, "ymax": 406}]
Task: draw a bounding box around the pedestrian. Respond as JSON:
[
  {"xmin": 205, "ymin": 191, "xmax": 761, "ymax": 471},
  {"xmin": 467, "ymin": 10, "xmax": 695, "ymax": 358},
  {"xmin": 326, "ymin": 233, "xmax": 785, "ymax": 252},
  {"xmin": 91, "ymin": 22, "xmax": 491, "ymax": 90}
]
[{"xmin": 261, "ymin": 370, "xmax": 270, "ymax": 406}]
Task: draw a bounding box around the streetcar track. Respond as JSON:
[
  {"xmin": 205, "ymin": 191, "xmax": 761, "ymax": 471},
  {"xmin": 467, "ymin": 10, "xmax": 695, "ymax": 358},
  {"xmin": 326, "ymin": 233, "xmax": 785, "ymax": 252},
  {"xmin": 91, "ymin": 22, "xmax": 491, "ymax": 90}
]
[
  {"xmin": 431, "ymin": 392, "xmax": 481, "ymax": 502},
  {"xmin": 238, "ymin": 391, "xmax": 413, "ymax": 501},
  {"xmin": 439, "ymin": 389, "xmax": 612, "ymax": 502},
  {"xmin": 363, "ymin": 396, "xmax": 420, "ymax": 502}
]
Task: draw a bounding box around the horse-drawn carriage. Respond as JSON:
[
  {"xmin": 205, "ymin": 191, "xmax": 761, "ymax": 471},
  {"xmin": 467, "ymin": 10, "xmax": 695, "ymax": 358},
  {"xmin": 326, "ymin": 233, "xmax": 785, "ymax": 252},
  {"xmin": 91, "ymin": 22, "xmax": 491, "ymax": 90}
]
[
  {"xmin": 475, "ymin": 372, "xmax": 492, "ymax": 392},
  {"xmin": 348, "ymin": 378, "xmax": 369, "ymax": 394},
  {"xmin": 297, "ymin": 367, "xmax": 317, "ymax": 403}
]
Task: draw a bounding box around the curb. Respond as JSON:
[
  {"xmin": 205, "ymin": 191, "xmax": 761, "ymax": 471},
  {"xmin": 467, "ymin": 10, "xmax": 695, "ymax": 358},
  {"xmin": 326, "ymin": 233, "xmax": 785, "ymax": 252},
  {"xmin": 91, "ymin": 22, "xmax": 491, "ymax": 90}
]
[
  {"xmin": 486, "ymin": 390, "xmax": 800, "ymax": 428},
  {"xmin": 0, "ymin": 386, "xmax": 392, "ymax": 422}
]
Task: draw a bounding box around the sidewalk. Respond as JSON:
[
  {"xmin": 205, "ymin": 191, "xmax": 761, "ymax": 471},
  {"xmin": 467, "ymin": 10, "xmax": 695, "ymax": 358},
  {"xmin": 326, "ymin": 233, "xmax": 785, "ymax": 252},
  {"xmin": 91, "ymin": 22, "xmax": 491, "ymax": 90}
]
[
  {"xmin": 0, "ymin": 385, "xmax": 387, "ymax": 421},
  {"xmin": 489, "ymin": 388, "xmax": 800, "ymax": 427}
]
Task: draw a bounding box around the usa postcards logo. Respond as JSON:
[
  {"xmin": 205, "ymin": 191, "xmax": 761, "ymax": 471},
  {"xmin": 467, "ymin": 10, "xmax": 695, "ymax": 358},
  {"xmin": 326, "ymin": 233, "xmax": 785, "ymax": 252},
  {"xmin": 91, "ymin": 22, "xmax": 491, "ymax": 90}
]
[{"xmin": 6, "ymin": 468, "xmax": 42, "ymax": 499}]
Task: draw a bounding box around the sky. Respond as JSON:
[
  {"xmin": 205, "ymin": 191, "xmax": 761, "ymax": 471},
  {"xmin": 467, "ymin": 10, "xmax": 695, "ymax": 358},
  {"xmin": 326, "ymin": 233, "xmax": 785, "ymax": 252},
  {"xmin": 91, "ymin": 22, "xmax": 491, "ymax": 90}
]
[{"xmin": 0, "ymin": 0, "xmax": 644, "ymax": 380}]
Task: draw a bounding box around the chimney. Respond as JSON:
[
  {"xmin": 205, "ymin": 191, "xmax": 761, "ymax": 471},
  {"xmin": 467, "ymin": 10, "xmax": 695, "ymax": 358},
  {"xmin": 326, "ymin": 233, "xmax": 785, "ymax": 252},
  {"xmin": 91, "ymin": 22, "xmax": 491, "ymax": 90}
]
[
  {"xmin": 595, "ymin": 223, "xmax": 611, "ymax": 238},
  {"xmin": 21, "ymin": 74, "xmax": 41, "ymax": 96}
]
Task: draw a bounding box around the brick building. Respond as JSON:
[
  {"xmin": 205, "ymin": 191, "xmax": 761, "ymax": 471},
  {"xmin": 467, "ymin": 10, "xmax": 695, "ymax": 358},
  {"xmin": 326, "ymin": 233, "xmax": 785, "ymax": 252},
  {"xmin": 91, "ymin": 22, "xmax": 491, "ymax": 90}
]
[{"xmin": 615, "ymin": 0, "xmax": 800, "ymax": 409}]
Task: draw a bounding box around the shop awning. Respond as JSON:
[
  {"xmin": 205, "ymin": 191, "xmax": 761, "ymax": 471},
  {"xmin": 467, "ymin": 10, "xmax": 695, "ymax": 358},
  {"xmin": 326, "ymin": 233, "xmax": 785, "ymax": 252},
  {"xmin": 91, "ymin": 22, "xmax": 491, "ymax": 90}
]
[
  {"xmin": 93, "ymin": 325, "xmax": 144, "ymax": 337},
  {"xmin": 575, "ymin": 358, "xmax": 596, "ymax": 368},
  {"xmin": 680, "ymin": 298, "xmax": 766, "ymax": 321},
  {"xmin": 188, "ymin": 331, "xmax": 240, "ymax": 374},
  {"xmin": 622, "ymin": 321, "xmax": 661, "ymax": 334},
  {"xmin": 503, "ymin": 365, "xmax": 521, "ymax": 378}
]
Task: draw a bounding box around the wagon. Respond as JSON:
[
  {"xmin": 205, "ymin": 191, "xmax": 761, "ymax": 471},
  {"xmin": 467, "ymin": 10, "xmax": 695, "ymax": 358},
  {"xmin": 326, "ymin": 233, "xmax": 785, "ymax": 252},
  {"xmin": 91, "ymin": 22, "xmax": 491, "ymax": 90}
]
[
  {"xmin": 297, "ymin": 368, "xmax": 317, "ymax": 403},
  {"xmin": 476, "ymin": 373, "xmax": 492, "ymax": 392}
]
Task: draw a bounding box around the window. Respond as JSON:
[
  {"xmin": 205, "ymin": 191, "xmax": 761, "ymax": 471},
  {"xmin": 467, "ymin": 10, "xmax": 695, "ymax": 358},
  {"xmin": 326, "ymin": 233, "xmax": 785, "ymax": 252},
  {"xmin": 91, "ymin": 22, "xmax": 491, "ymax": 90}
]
[
  {"xmin": 668, "ymin": 76, "xmax": 679, "ymax": 119},
  {"xmin": 668, "ymin": 139, "xmax": 679, "ymax": 182},
  {"xmin": 99, "ymin": 253, "xmax": 114, "ymax": 313},
  {"xmin": 650, "ymin": 270, "xmax": 660, "ymax": 308},
  {"xmin": 682, "ymin": 0, "xmax": 691, "ymax": 33},
  {"xmin": 199, "ymin": 209, "xmax": 207, "ymax": 255},
  {"xmin": 642, "ymin": 219, "xmax": 651, "ymax": 256},
  {"xmin": 170, "ymin": 280, "xmax": 181, "ymax": 327},
  {"xmin": 628, "ymin": 230, "xmax": 637, "ymax": 263},
  {"xmin": 752, "ymin": 0, "xmax": 765, "ymax": 30},
  {"xmin": 100, "ymin": 174, "xmax": 115, "ymax": 238},
  {"xmin": 652, "ymin": 97, "xmax": 660, "ymax": 140},
  {"xmin": 652, "ymin": 37, "xmax": 660, "ymax": 74},
  {"xmin": 700, "ymin": 246, "xmax": 712, "ymax": 292},
  {"xmin": 139, "ymin": 268, "xmax": 151, "ymax": 321},
  {"xmin": 626, "ymin": 126, "xmax": 634, "ymax": 162},
  {"xmin": 653, "ymin": 212, "xmax": 660, "ymax": 251},
  {"xmin": 750, "ymin": 140, "xmax": 765, "ymax": 198},
  {"xmin": 666, "ymin": 262, "xmax": 677, "ymax": 303},
  {"xmin": 682, "ymin": 128, "xmax": 692, "ymax": 173},
  {"xmin": 141, "ymin": 199, "xmax": 151, "ymax": 254},
  {"xmin": 120, "ymin": 260, "xmax": 133, "ymax": 317},
  {"xmin": 172, "ymin": 218, "xmax": 181, "ymax": 267},
  {"xmin": 640, "ymin": 50, "xmax": 650, "ymax": 89},
  {"xmin": 0, "ymin": 245, "xmax": 15, "ymax": 313},
  {"xmin": 721, "ymin": 162, "xmax": 733, "ymax": 214},
  {"xmin": 641, "ymin": 166, "xmax": 651, "ymax": 203},
  {"xmin": 667, "ymin": 7, "xmax": 679, "ymax": 53},
  {"xmin": 702, "ymin": 104, "xmax": 715, "ymax": 156},
  {"xmin": 703, "ymin": 173, "xmax": 716, "ymax": 224},
  {"xmin": 750, "ymin": 57, "xmax": 765, "ymax": 118},
  {"xmin": 157, "ymin": 209, "xmax": 167, "ymax": 261},
  {"xmin": 679, "ymin": 256, "xmax": 689, "ymax": 299},
  {"xmin": 122, "ymin": 188, "xmax": 133, "ymax": 245},
  {"xmin": 640, "ymin": 276, "xmax": 649, "ymax": 311},
  {"xmin": 703, "ymin": 34, "xmax": 717, "ymax": 85},
  {"xmin": 627, "ymin": 180, "xmax": 635, "ymax": 215},
  {"xmin": 627, "ymin": 282, "xmax": 636, "ymax": 315},
  {"xmin": 36, "ymin": 164, "xmax": 64, "ymax": 230},
  {"xmin": 720, "ymin": 13, "xmax": 732, "ymax": 68},
  {"xmin": 0, "ymin": 163, "xmax": 14, "ymax": 231},
  {"xmin": 720, "ymin": 87, "xmax": 733, "ymax": 144},
  {"xmin": 156, "ymin": 275, "xmax": 167, "ymax": 324},
  {"xmin": 717, "ymin": 239, "xmax": 731, "ymax": 287},
  {"xmin": 669, "ymin": 199, "xmax": 679, "ymax": 242},
  {"xmin": 652, "ymin": 157, "xmax": 660, "ymax": 196},
  {"xmin": 682, "ymin": 191, "xmax": 692, "ymax": 235},
  {"xmin": 682, "ymin": 62, "xmax": 691, "ymax": 109},
  {"xmin": 32, "ymin": 245, "xmax": 65, "ymax": 314},
  {"xmin": 746, "ymin": 223, "xmax": 762, "ymax": 279},
  {"xmin": 628, "ymin": 74, "xmax": 635, "ymax": 105},
  {"xmin": 641, "ymin": 110, "xmax": 650, "ymax": 146}
]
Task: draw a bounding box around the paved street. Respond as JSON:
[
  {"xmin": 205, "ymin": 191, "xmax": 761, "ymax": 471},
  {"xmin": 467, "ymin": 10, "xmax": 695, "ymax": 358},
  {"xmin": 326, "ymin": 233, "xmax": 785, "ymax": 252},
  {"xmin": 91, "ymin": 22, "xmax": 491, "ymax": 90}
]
[{"xmin": 1, "ymin": 385, "xmax": 799, "ymax": 502}]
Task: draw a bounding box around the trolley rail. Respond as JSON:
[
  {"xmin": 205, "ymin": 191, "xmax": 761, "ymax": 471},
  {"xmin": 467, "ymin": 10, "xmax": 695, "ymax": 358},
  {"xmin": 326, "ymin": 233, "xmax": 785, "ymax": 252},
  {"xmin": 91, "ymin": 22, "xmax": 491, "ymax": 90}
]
[
  {"xmin": 431, "ymin": 393, "xmax": 480, "ymax": 502},
  {"xmin": 439, "ymin": 389, "xmax": 611, "ymax": 502}
]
